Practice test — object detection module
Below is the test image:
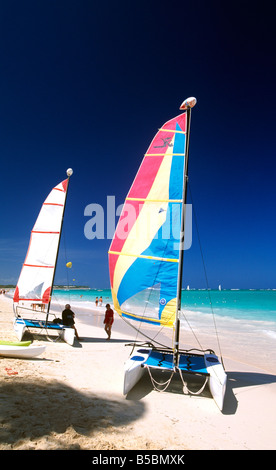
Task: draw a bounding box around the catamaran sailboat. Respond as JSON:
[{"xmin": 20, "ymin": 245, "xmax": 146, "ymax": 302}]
[
  {"xmin": 108, "ymin": 98, "xmax": 227, "ymax": 410},
  {"xmin": 13, "ymin": 168, "xmax": 75, "ymax": 346}
]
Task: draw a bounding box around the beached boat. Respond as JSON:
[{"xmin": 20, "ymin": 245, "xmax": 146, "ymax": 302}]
[
  {"xmin": 13, "ymin": 169, "xmax": 75, "ymax": 346},
  {"xmin": 0, "ymin": 340, "xmax": 45, "ymax": 358},
  {"xmin": 108, "ymin": 98, "xmax": 227, "ymax": 410}
]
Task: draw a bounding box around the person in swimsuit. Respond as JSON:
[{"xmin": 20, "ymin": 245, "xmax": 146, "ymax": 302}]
[{"xmin": 103, "ymin": 304, "xmax": 114, "ymax": 340}]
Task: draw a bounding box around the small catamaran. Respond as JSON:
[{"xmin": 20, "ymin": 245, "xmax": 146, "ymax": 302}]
[
  {"xmin": 13, "ymin": 168, "xmax": 75, "ymax": 346},
  {"xmin": 108, "ymin": 98, "xmax": 227, "ymax": 410}
]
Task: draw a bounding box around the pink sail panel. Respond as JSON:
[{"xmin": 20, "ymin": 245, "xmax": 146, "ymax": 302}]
[{"xmin": 13, "ymin": 179, "xmax": 68, "ymax": 306}]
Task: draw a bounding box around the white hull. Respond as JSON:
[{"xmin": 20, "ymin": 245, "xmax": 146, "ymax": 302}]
[
  {"xmin": 204, "ymin": 353, "xmax": 227, "ymax": 411},
  {"xmin": 124, "ymin": 347, "xmax": 227, "ymax": 411},
  {"xmin": 0, "ymin": 344, "xmax": 46, "ymax": 358},
  {"xmin": 13, "ymin": 318, "xmax": 75, "ymax": 346},
  {"xmin": 13, "ymin": 318, "xmax": 26, "ymax": 341},
  {"xmin": 123, "ymin": 347, "xmax": 151, "ymax": 395},
  {"xmin": 60, "ymin": 327, "xmax": 75, "ymax": 346}
]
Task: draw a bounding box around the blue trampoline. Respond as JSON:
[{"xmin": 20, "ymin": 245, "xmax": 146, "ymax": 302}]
[{"xmin": 144, "ymin": 349, "xmax": 209, "ymax": 375}]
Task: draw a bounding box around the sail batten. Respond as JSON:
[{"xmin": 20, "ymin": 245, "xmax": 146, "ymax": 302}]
[
  {"xmin": 32, "ymin": 231, "xmax": 60, "ymax": 234},
  {"xmin": 126, "ymin": 197, "xmax": 182, "ymax": 203},
  {"xmin": 43, "ymin": 203, "xmax": 64, "ymax": 207},
  {"xmin": 159, "ymin": 128, "xmax": 186, "ymax": 134},
  {"xmin": 109, "ymin": 251, "xmax": 179, "ymax": 263},
  {"xmin": 145, "ymin": 153, "xmax": 185, "ymax": 156},
  {"xmin": 23, "ymin": 264, "xmax": 55, "ymax": 268}
]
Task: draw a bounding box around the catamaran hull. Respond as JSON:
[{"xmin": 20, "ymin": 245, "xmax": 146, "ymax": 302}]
[
  {"xmin": 13, "ymin": 318, "xmax": 26, "ymax": 341},
  {"xmin": 13, "ymin": 318, "xmax": 75, "ymax": 346},
  {"xmin": 60, "ymin": 327, "xmax": 75, "ymax": 346},
  {"xmin": 204, "ymin": 353, "xmax": 227, "ymax": 411},
  {"xmin": 123, "ymin": 347, "xmax": 150, "ymax": 395},
  {"xmin": 0, "ymin": 344, "xmax": 46, "ymax": 358},
  {"xmin": 124, "ymin": 347, "xmax": 227, "ymax": 410}
]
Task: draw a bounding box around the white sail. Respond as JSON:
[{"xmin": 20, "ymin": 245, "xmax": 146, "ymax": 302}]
[{"xmin": 13, "ymin": 179, "xmax": 68, "ymax": 307}]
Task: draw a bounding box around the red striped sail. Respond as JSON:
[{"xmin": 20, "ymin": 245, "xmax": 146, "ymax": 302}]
[{"xmin": 13, "ymin": 179, "xmax": 68, "ymax": 307}]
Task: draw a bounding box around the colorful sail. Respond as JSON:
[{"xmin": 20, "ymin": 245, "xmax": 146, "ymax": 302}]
[
  {"xmin": 13, "ymin": 179, "xmax": 68, "ymax": 307},
  {"xmin": 109, "ymin": 111, "xmax": 187, "ymax": 327}
]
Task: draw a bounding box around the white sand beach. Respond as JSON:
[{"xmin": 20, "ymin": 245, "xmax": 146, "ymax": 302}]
[{"xmin": 0, "ymin": 294, "xmax": 276, "ymax": 451}]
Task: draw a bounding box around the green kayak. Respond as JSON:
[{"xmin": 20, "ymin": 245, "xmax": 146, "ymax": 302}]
[{"xmin": 0, "ymin": 340, "xmax": 32, "ymax": 347}]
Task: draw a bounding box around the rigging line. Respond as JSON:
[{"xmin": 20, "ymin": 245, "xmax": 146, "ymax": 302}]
[
  {"xmin": 146, "ymin": 366, "xmax": 175, "ymax": 392},
  {"xmin": 181, "ymin": 310, "xmax": 204, "ymax": 350},
  {"xmin": 127, "ymin": 235, "xmax": 176, "ymax": 348},
  {"xmin": 188, "ymin": 185, "xmax": 223, "ymax": 359},
  {"xmin": 142, "ymin": 238, "xmax": 168, "ymax": 331},
  {"xmin": 63, "ymin": 227, "xmax": 71, "ymax": 305},
  {"xmin": 178, "ymin": 369, "xmax": 209, "ymax": 395},
  {"xmin": 121, "ymin": 315, "xmax": 168, "ymax": 349},
  {"xmin": 141, "ymin": 234, "xmax": 178, "ymax": 346},
  {"xmin": 25, "ymin": 239, "xmax": 56, "ymax": 310},
  {"xmin": 124, "ymin": 249, "xmax": 170, "ymax": 348},
  {"xmin": 51, "ymin": 226, "xmax": 70, "ymax": 313}
]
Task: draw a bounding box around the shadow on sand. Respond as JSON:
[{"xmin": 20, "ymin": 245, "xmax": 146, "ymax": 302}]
[
  {"xmin": 77, "ymin": 337, "xmax": 130, "ymax": 344},
  {"xmin": 0, "ymin": 378, "xmax": 145, "ymax": 449},
  {"xmin": 222, "ymin": 370, "xmax": 276, "ymax": 415},
  {"xmin": 22, "ymin": 330, "xmax": 130, "ymax": 348},
  {"xmin": 126, "ymin": 367, "xmax": 276, "ymax": 415}
]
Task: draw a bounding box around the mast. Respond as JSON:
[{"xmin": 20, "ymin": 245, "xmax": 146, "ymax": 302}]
[
  {"xmin": 46, "ymin": 168, "xmax": 73, "ymax": 322},
  {"xmin": 173, "ymin": 98, "xmax": 196, "ymax": 366}
]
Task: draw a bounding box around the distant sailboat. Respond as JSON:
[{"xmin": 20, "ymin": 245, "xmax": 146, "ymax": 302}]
[
  {"xmin": 108, "ymin": 98, "xmax": 227, "ymax": 410},
  {"xmin": 13, "ymin": 169, "xmax": 75, "ymax": 345}
]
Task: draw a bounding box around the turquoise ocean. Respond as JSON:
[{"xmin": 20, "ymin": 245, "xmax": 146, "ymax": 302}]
[
  {"xmin": 7, "ymin": 287, "xmax": 276, "ymax": 340},
  {"xmin": 48, "ymin": 288, "xmax": 276, "ymax": 340}
]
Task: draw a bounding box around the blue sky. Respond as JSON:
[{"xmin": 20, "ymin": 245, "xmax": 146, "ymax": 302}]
[{"xmin": 0, "ymin": 1, "xmax": 275, "ymax": 289}]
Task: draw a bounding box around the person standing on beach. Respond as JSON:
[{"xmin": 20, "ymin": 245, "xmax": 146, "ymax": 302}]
[
  {"xmin": 104, "ymin": 304, "xmax": 114, "ymax": 340},
  {"xmin": 62, "ymin": 304, "xmax": 80, "ymax": 340}
]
